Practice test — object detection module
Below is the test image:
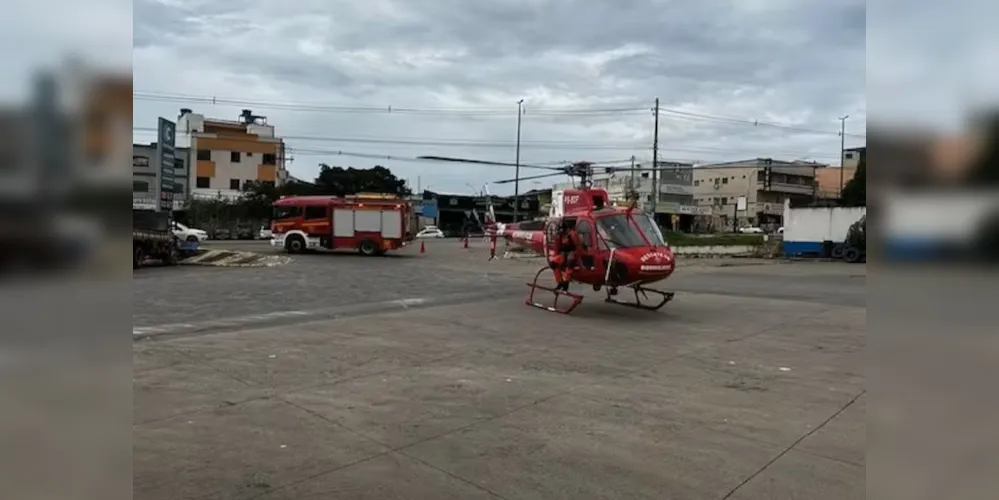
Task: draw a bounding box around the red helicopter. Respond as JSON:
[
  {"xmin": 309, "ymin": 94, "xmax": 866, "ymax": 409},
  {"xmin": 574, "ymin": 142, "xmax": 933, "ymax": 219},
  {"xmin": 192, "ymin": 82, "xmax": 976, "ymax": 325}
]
[{"xmin": 419, "ymin": 156, "xmax": 677, "ymax": 314}]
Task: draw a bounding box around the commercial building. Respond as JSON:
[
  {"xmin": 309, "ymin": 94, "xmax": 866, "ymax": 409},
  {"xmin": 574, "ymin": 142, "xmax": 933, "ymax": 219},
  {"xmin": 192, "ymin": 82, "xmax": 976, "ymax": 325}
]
[
  {"xmin": 693, "ymin": 158, "xmax": 819, "ymax": 231},
  {"xmin": 176, "ymin": 108, "xmax": 288, "ymax": 200},
  {"xmin": 553, "ymin": 161, "xmax": 705, "ymax": 230},
  {"xmin": 132, "ymin": 142, "xmax": 191, "ymax": 210},
  {"xmin": 421, "ymin": 189, "xmax": 548, "ymax": 236}
]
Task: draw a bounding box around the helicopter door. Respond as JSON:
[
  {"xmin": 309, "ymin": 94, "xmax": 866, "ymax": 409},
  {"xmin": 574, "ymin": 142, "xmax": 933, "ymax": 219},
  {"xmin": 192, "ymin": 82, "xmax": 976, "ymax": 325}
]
[
  {"xmin": 544, "ymin": 218, "xmax": 562, "ymax": 262},
  {"xmin": 575, "ymin": 219, "xmax": 597, "ymax": 270}
]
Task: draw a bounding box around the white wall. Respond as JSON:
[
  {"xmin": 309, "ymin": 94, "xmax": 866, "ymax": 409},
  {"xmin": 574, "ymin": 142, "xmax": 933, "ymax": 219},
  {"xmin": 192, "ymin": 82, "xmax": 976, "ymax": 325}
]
[{"xmin": 782, "ymin": 199, "xmax": 866, "ymax": 243}]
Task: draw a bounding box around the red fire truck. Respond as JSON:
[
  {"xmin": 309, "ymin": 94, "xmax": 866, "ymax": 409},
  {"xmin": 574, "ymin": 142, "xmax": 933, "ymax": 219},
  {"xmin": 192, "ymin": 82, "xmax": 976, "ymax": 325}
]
[{"xmin": 270, "ymin": 194, "xmax": 414, "ymax": 255}]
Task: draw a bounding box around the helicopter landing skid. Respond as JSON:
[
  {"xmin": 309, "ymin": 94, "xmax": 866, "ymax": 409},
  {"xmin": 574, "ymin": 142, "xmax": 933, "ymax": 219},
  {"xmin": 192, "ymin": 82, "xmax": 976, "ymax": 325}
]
[
  {"xmin": 525, "ymin": 267, "xmax": 584, "ymax": 314},
  {"xmin": 604, "ymin": 284, "xmax": 675, "ymax": 311}
]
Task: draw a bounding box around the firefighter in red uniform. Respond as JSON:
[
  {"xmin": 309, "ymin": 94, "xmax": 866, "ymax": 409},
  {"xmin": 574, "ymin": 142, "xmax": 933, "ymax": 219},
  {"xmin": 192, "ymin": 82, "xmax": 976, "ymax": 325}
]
[{"xmin": 550, "ymin": 220, "xmax": 580, "ymax": 292}]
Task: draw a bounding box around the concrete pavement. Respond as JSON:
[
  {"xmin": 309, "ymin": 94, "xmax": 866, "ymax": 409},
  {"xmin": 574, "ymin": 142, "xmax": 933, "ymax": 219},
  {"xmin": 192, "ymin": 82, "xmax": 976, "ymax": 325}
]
[{"xmin": 134, "ymin": 239, "xmax": 865, "ymax": 499}]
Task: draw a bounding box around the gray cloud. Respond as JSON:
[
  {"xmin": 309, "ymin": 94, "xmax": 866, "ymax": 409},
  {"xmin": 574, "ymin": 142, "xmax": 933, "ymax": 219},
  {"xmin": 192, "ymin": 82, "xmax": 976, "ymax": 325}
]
[{"xmin": 127, "ymin": 0, "xmax": 868, "ymax": 193}]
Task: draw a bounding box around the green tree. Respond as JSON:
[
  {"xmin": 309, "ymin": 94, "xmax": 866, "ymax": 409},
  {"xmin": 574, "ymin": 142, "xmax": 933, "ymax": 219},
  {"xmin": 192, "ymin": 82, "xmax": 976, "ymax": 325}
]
[
  {"xmin": 841, "ymin": 156, "xmax": 866, "ymax": 207},
  {"xmin": 314, "ymin": 164, "xmax": 411, "ymax": 196}
]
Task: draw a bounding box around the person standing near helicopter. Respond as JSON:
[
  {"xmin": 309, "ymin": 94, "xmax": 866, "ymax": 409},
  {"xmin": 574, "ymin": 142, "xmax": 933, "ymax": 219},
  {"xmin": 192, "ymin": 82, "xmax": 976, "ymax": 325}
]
[{"xmin": 550, "ymin": 219, "xmax": 580, "ymax": 292}]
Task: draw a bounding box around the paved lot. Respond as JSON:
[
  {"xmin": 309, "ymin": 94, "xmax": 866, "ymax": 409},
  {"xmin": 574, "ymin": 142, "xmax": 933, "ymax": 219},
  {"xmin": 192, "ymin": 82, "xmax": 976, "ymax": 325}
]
[{"xmin": 134, "ymin": 240, "xmax": 866, "ymax": 499}]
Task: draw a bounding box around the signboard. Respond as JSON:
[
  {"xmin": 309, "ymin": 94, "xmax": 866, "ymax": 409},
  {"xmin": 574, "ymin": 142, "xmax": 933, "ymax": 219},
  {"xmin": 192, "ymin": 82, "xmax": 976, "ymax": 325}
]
[
  {"xmin": 737, "ymin": 196, "xmax": 747, "ymax": 211},
  {"xmin": 416, "ymin": 199, "xmax": 438, "ymax": 218},
  {"xmin": 678, "ymin": 205, "xmax": 712, "ymax": 216},
  {"xmin": 661, "ymin": 184, "xmax": 694, "ymax": 195},
  {"xmin": 156, "ymin": 118, "xmax": 177, "ymax": 212}
]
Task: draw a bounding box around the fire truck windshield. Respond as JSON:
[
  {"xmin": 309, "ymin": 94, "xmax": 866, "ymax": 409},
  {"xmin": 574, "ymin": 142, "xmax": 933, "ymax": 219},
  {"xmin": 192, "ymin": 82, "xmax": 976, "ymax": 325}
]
[
  {"xmin": 273, "ymin": 206, "xmax": 302, "ymax": 220},
  {"xmin": 596, "ymin": 213, "xmax": 666, "ymax": 248}
]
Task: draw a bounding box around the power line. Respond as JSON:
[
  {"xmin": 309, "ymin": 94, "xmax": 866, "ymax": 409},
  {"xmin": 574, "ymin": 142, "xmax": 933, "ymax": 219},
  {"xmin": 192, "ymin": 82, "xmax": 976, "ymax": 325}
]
[
  {"xmin": 134, "ymin": 90, "xmax": 866, "ymax": 138},
  {"xmin": 132, "ymin": 126, "xmax": 843, "ymax": 159},
  {"xmin": 133, "ymin": 91, "xmax": 648, "ymax": 116},
  {"xmin": 659, "ymin": 109, "xmax": 867, "ymax": 139}
]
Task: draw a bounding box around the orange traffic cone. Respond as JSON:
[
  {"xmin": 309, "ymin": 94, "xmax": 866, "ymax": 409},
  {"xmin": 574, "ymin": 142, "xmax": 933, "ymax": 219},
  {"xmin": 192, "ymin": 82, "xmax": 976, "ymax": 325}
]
[{"xmin": 420, "ymin": 241, "xmax": 426, "ymax": 254}]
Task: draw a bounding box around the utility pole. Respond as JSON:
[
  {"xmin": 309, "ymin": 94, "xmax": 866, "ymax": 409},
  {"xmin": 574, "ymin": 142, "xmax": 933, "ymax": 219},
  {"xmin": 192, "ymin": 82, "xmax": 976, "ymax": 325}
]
[
  {"xmin": 838, "ymin": 115, "xmax": 849, "ymax": 197},
  {"xmin": 513, "ymin": 99, "xmax": 524, "ymax": 222},
  {"xmin": 651, "ymin": 98, "xmax": 660, "ymax": 214}
]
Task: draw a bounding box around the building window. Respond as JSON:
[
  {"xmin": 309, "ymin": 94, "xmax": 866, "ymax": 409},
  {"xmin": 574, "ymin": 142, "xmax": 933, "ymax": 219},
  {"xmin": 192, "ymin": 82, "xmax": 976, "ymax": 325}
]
[
  {"xmin": 229, "ymin": 178, "xmax": 240, "ymax": 190},
  {"xmin": 262, "ymin": 153, "xmax": 276, "ymax": 165},
  {"xmin": 196, "ymin": 149, "xmax": 210, "ymax": 161},
  {"xmin": 230, "ymin": 151, "xmax": 241, "ymax": 162},
  {"xmin": 196, "ymin": 176, "xmax": 210, "ymax": 188},
  {"xmin": 174, "ymin": 158, "xmax": 185, "ymax": 172},
  {"xmin": 133, "ymin": 156, "xmax": 150, "ymax": 167},
  {"xmin": 262, "ymin": 180, "xmax": 275, "ymax": 188},
  {"xmin": 173, "ymin": 183, "xmax": 184, "ymax": 195},
  {"xmin": 845, "ymin": 152, "xmax": 855, "ymax": 159},
  {"xmin": 722, "ymin": 177, "xmax": 728, "ymax": 184},
  {"xmin": 133, "ymin": 180, "xmax": 149, "ymax": 192}
]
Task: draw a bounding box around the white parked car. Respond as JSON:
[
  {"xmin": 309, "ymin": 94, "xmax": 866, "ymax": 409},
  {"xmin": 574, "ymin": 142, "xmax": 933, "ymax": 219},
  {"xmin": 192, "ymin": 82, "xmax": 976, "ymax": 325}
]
[
  {"xmin": 738, "ymin": 226, "xmax": 764, "ymax": 234},
  {"xmin": 172, "ymin": 222, "xmax": 209, "ymax": 242},
  {"xmin": 415, "ymin": 226, "xmax": 445, "ymax": 239}
]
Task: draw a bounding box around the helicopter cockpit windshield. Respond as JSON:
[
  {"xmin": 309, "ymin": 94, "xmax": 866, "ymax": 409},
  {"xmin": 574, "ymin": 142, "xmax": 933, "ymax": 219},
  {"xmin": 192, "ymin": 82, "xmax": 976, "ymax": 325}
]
[{"xmin": 595, "ymin": 212, "xmax": 667, "ymax": 248}]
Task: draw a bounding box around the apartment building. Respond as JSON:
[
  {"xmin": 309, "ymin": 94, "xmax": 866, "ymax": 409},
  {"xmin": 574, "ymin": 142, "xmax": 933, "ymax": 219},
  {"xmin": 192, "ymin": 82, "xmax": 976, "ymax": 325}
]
[
  {"xmin": 843, "ymin": 146, "xmax": 866, "ymax": 168},
  {"xmin": 693, "ymin": 158, "xmax": 819, "ymax": 230},
  {"xmin": 176, "ymin": 108, "xmax": 288, "ymax": 199},
  {"xmin": 815, "ymin": 165, "xmax": 857, "ymax": 199},
  {"xmin": 132, "ymin": 142, "xmax": 192, "ymax": 209}
]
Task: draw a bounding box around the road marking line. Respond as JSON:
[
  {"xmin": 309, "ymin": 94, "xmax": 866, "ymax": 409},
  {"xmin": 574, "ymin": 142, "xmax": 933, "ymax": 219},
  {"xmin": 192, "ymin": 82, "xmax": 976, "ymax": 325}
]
[
  {"xmin": 133, "ymin": 310, "xmax": 311, "ymax": 337},
  {"xmin": 132, "ymin": 297, "xmax": 436, "ymax": 338}
]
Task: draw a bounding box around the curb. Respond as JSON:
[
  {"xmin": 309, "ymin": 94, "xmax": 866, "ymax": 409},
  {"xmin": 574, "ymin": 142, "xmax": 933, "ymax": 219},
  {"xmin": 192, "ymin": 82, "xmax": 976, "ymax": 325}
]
[{"xmin": 180, "ymin": 249, "xmax": 291, "ymax": 268}]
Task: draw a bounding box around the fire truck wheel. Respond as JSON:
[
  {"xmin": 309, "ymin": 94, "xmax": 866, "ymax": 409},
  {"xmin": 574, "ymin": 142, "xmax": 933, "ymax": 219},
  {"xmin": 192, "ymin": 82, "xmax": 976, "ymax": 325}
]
[
  {"xmin": 358, "ymin": 239, "xmax": 378, "ymax": 256},
  {"xmin": 285, "ymin": 235, "xmax": 306, "ymax": 253}
]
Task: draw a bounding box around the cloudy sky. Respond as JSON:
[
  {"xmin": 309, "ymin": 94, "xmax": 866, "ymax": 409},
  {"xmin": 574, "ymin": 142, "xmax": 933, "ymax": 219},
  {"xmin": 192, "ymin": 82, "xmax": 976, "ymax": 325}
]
[
  {"xmin": 130, "ymin": 0, "xmax": 872, "ymax": 194},
  {"xmin": 5, "ymin": 0, "xmax": 904, "ymax": 196}
]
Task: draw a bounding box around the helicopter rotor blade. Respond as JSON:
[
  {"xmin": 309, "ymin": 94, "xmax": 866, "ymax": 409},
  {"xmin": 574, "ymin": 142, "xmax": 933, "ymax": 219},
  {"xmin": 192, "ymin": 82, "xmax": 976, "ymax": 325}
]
[
  {"xmin": 416, "ymin": 155, "xmax": 561, "ymax": 171},
  {"xmin": 493, "ymin": 171, "xmax": 567, "ymax": 184}
]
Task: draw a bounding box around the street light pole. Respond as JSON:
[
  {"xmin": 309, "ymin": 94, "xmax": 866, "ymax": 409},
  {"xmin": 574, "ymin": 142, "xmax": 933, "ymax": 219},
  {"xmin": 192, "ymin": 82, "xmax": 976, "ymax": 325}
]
[
  {"xmin": 838, "ymin": 115, "xmax": 849, "ymax": 197},
  {"xmin": 513, "ymin": 99, "xmax": 524, "ymax": 222},
  {"xmin": 651, "ymin": 98, "xmax": 660, "ymax": 214}
]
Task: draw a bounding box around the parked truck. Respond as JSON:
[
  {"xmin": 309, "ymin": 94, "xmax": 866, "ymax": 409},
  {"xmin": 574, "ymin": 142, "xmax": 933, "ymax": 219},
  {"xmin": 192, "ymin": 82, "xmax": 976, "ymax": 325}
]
[{"xmin": 133, "ymin": 209, "xmax": 194, "ymax": 269}]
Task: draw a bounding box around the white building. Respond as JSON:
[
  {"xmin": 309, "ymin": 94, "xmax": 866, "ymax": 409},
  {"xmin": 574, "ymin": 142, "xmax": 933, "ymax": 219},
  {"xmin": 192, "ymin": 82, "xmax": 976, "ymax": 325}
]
[
  {"xmin": 692, "ymin": 158, "xmax": 820, "ymax": 231},
  {"xmin": 176, "ymin": 108, "xmax": 288, "ymax": 200},
  {"xmin": 553, "ymin": 161, "xmax": 707, "ymax": 229}
]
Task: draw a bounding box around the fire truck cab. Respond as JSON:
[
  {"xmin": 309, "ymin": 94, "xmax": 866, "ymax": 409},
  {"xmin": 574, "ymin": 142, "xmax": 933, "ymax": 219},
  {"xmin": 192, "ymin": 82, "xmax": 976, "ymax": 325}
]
[{"xmin": 270, "ymin": 194, "xmax": 413, "ymax": 256}]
